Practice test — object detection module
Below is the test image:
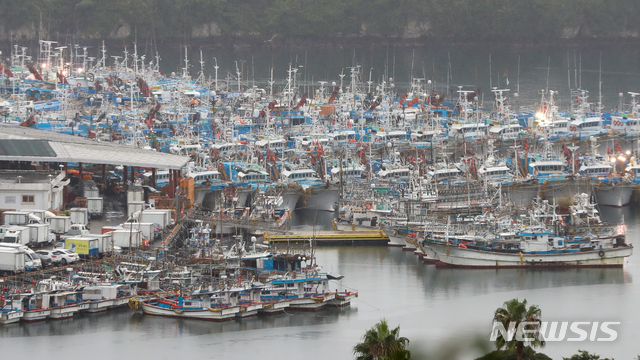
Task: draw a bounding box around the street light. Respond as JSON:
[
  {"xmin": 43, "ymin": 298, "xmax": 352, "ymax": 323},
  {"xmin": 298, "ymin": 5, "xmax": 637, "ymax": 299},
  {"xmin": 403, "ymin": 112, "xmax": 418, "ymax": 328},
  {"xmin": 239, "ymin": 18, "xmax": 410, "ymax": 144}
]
[{"xmin": 48, "ymin": 174, "xmax": 53, "ymax": 210}]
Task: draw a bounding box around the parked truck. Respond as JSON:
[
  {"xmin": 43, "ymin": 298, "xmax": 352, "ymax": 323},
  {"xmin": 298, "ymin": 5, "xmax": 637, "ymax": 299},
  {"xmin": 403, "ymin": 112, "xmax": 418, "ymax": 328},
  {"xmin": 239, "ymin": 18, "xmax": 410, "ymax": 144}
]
[
  {"xmin": 86, "ymin": 197, "xmax": 103, "ymax": 219},
  {"xmin": 0, "ymin": 244, "xmax": 42, "ymax": 270},
  {"xmin": 70, "ymin": 208, "xmax": 89, "ymax": 225},
  {"xmin": 121, "ymin": 222, "xmax": 157, "ymax": 242},
  {"xmin": 138, "ymin": 210, "xmax": 170, "ymax": 230},
  {"xmin": 48, "ymin": 216, "xmax": 71, "ymax": 234},
  {"xmin": 111, "ymin": 229, "xmax": 143, "ymax": 249},
  {"xmin": 3, "ymin": 211, "xmax": 33, "ymax": 226},
  {"xmin": 57, "ymin": 237, "xmax": 100, "ymax": 258},
  {"xmin": 127, "ymin": 201, "xmax": 145, "ymax": 218},
  {"xmin": 27, "ymin": 223, "xmax": 54, "ymax": 247},
  {"xmin": 56, "ymin": 233, "xmax": 120, "ymax": 256},
  {"xmin": 58, "ymin": 224, "xmax": 90, "ymax": 241},
  {"xmin": 0, "ymin": 225, "xmax": 11, "ymax": 240},
  {"xmin": 0, "ymin": 248, "xmax": 26, "ymax": 273},
  {"xmin": 2, "ymin": 226, "xmax": 31, "ymax": 246},
  {"xmin": 20, "ymin": 209, "xmax": 47, "ymax": 223}
]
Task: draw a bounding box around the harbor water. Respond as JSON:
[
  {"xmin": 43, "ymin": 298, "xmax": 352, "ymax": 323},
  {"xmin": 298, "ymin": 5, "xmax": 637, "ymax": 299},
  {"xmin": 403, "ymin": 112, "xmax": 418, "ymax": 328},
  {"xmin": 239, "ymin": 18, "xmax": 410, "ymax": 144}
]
[{"xmin": 1, "ymin": 207, "xmax": 638, "ymax": 359}]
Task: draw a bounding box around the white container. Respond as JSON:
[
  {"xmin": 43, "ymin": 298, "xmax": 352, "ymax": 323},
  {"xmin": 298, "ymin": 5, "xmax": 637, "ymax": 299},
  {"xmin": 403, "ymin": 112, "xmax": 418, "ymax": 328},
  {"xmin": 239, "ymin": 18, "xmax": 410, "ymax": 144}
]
[
  {"xmin": 2, "ymin": 211, "xmax": 32, "ymax": 226},
  {"xmin": 0, "ymin": 248, "xmax": 26, "ymax": 273},
  {"xmin": 86, "ymin": 197, "xmax": 104, "ymax": 217},
  {"xmin": 121, "ymin": 222, "xmax": 155, "ymax": 241},
  {"xmin": 139, "ymin": 211, "xmax": 168, "ymax": 230},
  {"xmin": 48, "ymin": 216, "xmax": 71, "ymax": 234},
  {"xmin": 2, "ymin": 226, "xmax": 31, "ymax": 245},
  {"xmin": 127, "ymin": 187, "xmax": 144, "ymax": 203},
  {"xmin": 85, "ymin": 187, "xmax": 100, "ymax": 198},
  {"xmin": 27, "ymin": 223, "xmax": 51, "ymax": 246},
  {"xmin": 127, "ymin": 201, "xmax": 145, "ymax": 218},
  {"xmin": 111, "ymin": 229, "xmax": 143, "ymax": 248},
  {"xmin": 20, "ymin": 209, "xmax": 46, "ymax": 223},
  {"xmin": 70, "ymin": 208, "xmax": 89, "ymax": 225}
]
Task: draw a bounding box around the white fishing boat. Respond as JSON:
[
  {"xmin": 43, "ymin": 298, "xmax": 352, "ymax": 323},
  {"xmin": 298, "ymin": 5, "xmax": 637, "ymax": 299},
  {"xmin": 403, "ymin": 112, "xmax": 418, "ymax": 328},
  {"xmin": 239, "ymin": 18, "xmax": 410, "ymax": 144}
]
[
  {"xmin": 9, "ymin": 293, "xmax": 51, "ymax": 322},
  {"xmin": 47, "ymin": 291, "xmax": 83, "ymax": 319},
  {"xmin": 426, "ymin": 229, "xmax": 632, "ymax": 268},
  {"xmin": 0, "ymin": 297, "xmax": 24, "ymax": 324},
  {"xmin": 133, "ymin": 292, "xmax": 241, "ymax": 321}
]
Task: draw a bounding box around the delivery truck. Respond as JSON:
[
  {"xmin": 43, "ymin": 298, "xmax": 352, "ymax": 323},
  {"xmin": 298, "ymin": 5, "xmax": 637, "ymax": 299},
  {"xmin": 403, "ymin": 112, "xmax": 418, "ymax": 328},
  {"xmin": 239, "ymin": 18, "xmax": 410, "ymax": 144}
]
[
  {"xmin": 56, "ymin": 233, "xmax": 120, "ymax": 256},
  {"xmin": 70, "ymin": 208, "xmax": 89, "ymax": 225},
  {"xmin": 138, "ymin": 211, "xmax": 170, "ymax": 230},
  {"xmin": 2, "ymin": 211, "xmax": 32, "ymax": 226},
  {"xmin": 0, "ymin": 248, "xmax": 27, "ymax": 273},
  {"xmin": 86, "ymin": 197, "xmax": 103, "ymax": 218},
  {"xmin": 58, "ymin": 237, "xmax": 100, "ymax": 258},
  {"xmin": 48, "ymin": 216, "xmax": 71, "ymax": 234},
  {"xmin": 127, "ymin": 201, "xmax": 145, "ymax": 218},
  {"xmin": 121, "ymin": 222, "xmax": 157, "ymax": 242},
  {"xmin": 2, "ymin": 226, "xmax": 31, "ymax": 246},
  {"xmin": 111, "ymin": 229, "xmax": 143, "ymax": 248},
  {"xmin": 0, "ymin": 244, "xmax": 42, "ymax": 270},
  {"xmin": 27, "ymin": 223, "xmax": 54, "ymax": 247}
]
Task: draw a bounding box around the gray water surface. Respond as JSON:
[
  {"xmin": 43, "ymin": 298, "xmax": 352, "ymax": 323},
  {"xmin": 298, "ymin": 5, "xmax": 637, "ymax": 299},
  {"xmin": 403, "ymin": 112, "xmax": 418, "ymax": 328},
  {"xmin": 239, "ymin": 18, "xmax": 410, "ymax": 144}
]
[{"xmin": 1, "ymin": 207, "xmax": 638, "ymax": 359}]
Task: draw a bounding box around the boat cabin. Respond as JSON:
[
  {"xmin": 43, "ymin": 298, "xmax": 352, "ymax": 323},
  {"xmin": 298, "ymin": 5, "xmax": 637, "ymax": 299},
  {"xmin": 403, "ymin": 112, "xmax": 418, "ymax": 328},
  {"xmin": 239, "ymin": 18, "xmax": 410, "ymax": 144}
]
[
  {"xmin": 378, "ymin": 168, "xmax": 411, "ymax": 180},
  {"xmin": 451, "ymin": 123, "xmax": 488, "ymax": 139},
  {"xmin": 374, "ymin": 131, "xmax": 409, "ymax": 143},
  {"xmin": 489, "ymin": 124, "xmax": 521, "ymax": 140},
  {"xmin": 255, "ymin": 138, "xmax": 287, "ymax": 152},
  {"xmin": 528, "ymin": 160, "xmax": 567, "ymax": 177},
  {"xmin": 327, "ymin": 131, "xmax": 357, "ymax": 146},
  {"xmin": 569, "ymin": 117, "xmax": 603, "ymax": 136},
  {"xmin": 189, "ymin": 171, "xmax": 222, "ymax": 186},
  {"xmin": 237, "ymin": 171, "xmax": 270, "ymax": 183},
  {"xmin": 170, "ymin": 144, "xmax": 202, "ymax": 156},
  {"xmin": 282, "ymin": 169, "xmax": 320, "ymax": 183}
]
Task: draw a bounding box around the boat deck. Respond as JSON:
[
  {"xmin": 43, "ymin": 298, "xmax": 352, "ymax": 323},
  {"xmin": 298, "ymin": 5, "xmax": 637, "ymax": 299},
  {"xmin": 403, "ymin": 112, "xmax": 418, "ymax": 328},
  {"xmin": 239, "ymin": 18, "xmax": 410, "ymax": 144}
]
[{"xmin": 264, "ymin": 230, "xmax": 389, "ymax": 246}]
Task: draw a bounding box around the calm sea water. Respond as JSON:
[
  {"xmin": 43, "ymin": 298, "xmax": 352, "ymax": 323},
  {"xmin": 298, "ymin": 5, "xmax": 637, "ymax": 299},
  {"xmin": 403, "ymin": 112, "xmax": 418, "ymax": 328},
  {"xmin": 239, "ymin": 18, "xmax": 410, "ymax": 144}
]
[{"xmin": 1, "ymin": 206, "xmax": 638, "ymax": 359}]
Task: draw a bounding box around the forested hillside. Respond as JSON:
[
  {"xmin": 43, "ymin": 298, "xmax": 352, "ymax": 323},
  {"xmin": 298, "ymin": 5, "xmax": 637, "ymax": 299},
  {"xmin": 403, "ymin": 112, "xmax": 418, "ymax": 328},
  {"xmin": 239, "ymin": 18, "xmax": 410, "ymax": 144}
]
[{"xmin": 1, "ymin": 0, "xmax": 639, "ymax": 44}]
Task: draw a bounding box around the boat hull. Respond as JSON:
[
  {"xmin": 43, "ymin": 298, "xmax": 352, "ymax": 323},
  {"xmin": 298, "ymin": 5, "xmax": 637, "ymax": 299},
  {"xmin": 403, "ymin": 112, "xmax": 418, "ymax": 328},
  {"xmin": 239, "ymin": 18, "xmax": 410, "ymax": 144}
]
[
  {"xmin": 427, "ymin": 243, "xmax": 632, "ymax": 268},
  {"xmin": 49, "ymin": 305, "xmax": 80, "ymax": 320},
  {"xmin": 299, "ymin": 186, "xmax": 339, "ymax": 212},
  {"xmin": 235, "ymin": 303, "xmax": 263, "ymax": 318},
  {"xmin": 258, "ymin": 300, "xmax": 290, "ymax": 315},
  {"xmin": 328, "ymin": 292, "xmax": 357, "ymax": 307},
  {"xmin": 23, "ymin": 309, "xmax": 51, "ymax": 322},
  {"xmin": 594, "ymin": 183, "xmax": 634, "ymax": 207},
  {"xmin": 85, "ymin": 299, "xmax": 114, "ymax": 313},
  {"xmin": 140, "ymin": 302, "xmax": 240, "ymax": 321},
  {"xmin": 288, "ymin": 294, "xmax": 335, "ymax": 311},
  {"xmin": 1, "ymin": 311, "xmax": 23, "ymax": 324}
]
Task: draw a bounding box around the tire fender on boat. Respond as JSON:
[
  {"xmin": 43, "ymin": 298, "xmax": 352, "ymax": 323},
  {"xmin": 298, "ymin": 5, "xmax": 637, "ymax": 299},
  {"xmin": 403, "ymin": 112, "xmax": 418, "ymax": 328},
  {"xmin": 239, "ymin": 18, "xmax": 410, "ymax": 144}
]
[{"xmin": 599, "ymin": 250, "xmax": 605, "ymax": 258}]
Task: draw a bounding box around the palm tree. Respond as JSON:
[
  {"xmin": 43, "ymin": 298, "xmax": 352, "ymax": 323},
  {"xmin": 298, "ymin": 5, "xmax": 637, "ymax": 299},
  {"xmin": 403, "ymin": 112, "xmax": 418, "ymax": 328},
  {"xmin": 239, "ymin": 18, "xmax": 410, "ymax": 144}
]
[
  {"xmin": 353, "ymin": 319, "xmax": 411, "ymax": 360},
  {"xmin": 493, "ymin": 298, "xmax": 545, "ymax": 360}
]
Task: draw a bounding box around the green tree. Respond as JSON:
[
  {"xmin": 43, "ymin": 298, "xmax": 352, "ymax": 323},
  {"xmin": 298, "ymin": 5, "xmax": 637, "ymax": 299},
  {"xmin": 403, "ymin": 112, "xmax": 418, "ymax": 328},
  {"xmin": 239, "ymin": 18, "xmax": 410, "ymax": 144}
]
[
  {"xmin": 353, "ymin": 319, "xmax": 410, "ymax": 360},
  {"xmin": 492, "ymin": 298, "xmax": 545, "ymax": 360},
  {"xmin": 562, "ymin": 350, "xmax": 613, "ymax": 360}
]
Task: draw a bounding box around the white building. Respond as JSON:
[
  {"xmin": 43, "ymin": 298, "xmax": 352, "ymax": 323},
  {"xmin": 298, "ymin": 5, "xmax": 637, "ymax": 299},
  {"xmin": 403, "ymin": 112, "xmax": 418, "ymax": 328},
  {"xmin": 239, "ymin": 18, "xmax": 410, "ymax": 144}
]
[{"xmin": 0, "ymin": 171, "xmax": 68, "ymax": 211}]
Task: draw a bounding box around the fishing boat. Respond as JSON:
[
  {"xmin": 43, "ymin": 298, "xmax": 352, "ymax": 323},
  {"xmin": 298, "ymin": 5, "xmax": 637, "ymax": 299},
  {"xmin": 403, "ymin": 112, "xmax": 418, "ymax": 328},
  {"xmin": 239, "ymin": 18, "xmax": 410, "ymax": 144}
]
[
  {"xmin": 132, "ymin": 292, "xmax": 241, "ymax": 321},
  {"xmin": 262, "ymin": 273, "xmax": 337, "ymax": 311},
  {"xmin": 425, "ymin": 227, "xmax": 632, "ymax": 268},
  {"xmin": 7, "ymin": 293, "xmax": 51, "ymax": 322},
  {"xmin": 0, "ymin": 296, "xmax": 24, "ymax": 324},
  {"xmin": 81, "ymin": 283, "xmax": 136, "ymax": 313}
]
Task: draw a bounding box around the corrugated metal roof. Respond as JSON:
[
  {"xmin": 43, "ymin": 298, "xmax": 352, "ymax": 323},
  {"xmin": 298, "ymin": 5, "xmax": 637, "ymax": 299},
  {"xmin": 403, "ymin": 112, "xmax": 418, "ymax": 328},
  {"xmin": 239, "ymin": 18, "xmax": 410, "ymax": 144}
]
[
  {"xmin": 0, "ymin": 125, "xmax": 189, "ymax": 169},
  {"xmin": 0, "ymin": 139, "xmax": 57, "ymax": 157}
]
